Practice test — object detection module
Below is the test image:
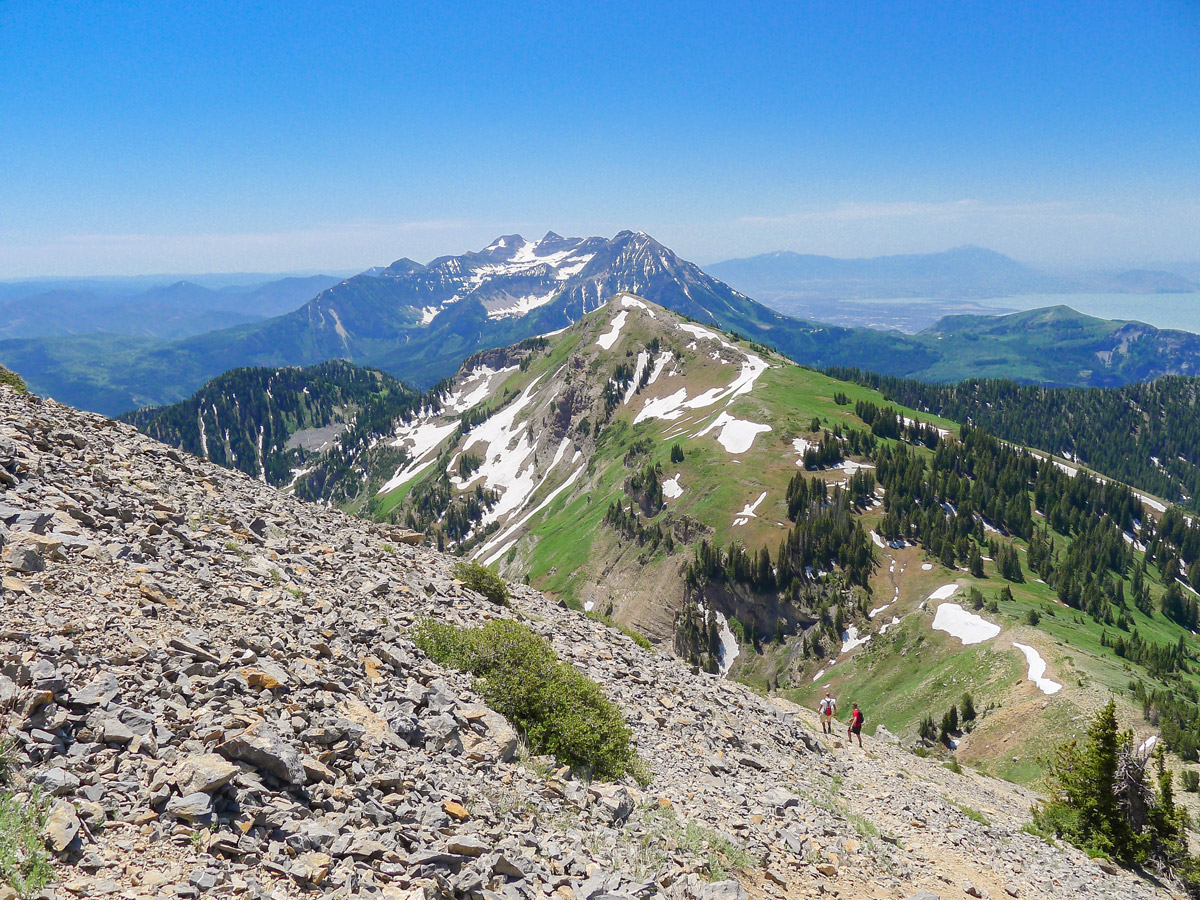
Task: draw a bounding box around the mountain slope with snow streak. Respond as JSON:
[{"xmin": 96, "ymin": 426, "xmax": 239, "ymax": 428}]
[{"xmin": 365, "ymin": 294, "xmax": 907, "ymax": 655}]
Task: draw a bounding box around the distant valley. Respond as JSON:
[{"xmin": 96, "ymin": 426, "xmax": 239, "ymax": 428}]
[{"xmin": 708, "ymin": 246, "xmax": 1200, "ymax": 332}]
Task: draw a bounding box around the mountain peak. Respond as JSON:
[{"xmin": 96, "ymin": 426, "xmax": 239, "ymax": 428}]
[{"xmin": 481, "ymin": 234, "xmax": 528, "ymax": 255}]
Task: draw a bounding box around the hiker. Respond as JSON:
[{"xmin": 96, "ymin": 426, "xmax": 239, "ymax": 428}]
[
  {"xmin": 817, "ymin": 691, "xmax": 838, "ymax": 734},
  {"xmin": 847, "ymin": 701, "xmax": 864, "ymax": 747}
]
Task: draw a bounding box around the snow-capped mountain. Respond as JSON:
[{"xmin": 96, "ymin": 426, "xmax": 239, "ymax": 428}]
[
  {"xmin": 330, "ymin": 229, "xmax": 777, "ymax": 334},
  {"xmin": 227, "ymin": 229, "xmax": 805, "ymax": 392},
  {"xmin": 379, "ymin": 231, "xmax": 609, "ymax": 323}
]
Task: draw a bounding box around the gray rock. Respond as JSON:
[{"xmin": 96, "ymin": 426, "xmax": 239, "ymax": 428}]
[
  {"xmin": 101, "ymin": 718, "xmax": 135, "ymax": 745},
  {"xmin": 217, "ymin": 722, "xmax": 304, "ymax": 784},
  {"xmin": 71, "ymin": 672, "xmax": 120, "ymax": 707},
  {"xmin": 165, "ymin": 792, "xmax": 214, "ymax": 821},
  {"xmin": 446, "ymin": 835, "xmax": 490, "ymax": 857},
  {"xmin": 34, "ymin": 767, "xmax": 80, "ymax": 796},
  {"xmin": 3, "ymin": 544, "xmax": 43, "ymax": 573}
]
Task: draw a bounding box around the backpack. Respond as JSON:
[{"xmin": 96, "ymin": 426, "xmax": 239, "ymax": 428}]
[{"xmin": 819, "ymin": 698, "xmax": 831, "ymax": 714}]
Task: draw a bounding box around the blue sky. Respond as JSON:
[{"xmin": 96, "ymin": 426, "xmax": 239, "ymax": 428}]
[{"xmin": 2, "ymin": 1, "xmax": 1198, "ymax": 276}]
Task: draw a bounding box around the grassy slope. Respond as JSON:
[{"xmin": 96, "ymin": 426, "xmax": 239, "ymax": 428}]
[
  {"xmin": 780, "ymin": 494, "xmax": 1195, "ymax": 784},
  {"xmin": 370, "ymin": 297, "xmax": 1197, "ymax": 786}
]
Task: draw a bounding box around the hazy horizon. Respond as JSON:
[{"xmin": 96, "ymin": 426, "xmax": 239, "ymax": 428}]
[
  {"xmin": 3, "ymin": 238, "xmax": 1200, "ymax": 284},
  {"xmin": 5, "ymin": 239, "xmax": 1200, "ymax": 285}
]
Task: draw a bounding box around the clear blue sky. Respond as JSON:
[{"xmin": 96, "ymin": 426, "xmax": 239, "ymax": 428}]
[{"xmin": 2, "ymin": 1, "xmax": 1198, "ymax": 276}]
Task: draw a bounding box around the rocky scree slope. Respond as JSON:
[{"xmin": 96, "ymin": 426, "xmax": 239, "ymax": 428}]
[{"xmin": 0, "ymin": 386, "xmax": 1176, "ymax": 900}]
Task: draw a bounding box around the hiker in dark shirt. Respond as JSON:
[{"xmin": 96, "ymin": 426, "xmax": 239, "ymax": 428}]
[{"xmin": 847, "ymin": 701, "xmax": 864, "ymax": 748}]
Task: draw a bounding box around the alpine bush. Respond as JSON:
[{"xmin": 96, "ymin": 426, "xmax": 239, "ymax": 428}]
[
  {"xmin": 412, "ymin": 618, "xmax": 640, "ymax": 781},
  {"xmin": 451, "ymin": 560, "xmax": 509, "ymax": 606}
]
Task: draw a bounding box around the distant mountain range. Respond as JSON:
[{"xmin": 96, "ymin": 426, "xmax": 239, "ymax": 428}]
[
  {"xmin": 707, "ymin": 246, "xmax": 1200, "ymax": 301},
  {"xmin": 5, "ymin": 232, "xmax": 1200, "ymax": 416},
  {"xmin": 0, "ymin": 274, "xmax": 343, "ymax": 341}
]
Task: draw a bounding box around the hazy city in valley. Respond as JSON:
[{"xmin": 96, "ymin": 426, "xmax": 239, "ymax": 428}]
[{"xmin": 3, "ymin": 4, "xmax": 1200, "ymax": 900}]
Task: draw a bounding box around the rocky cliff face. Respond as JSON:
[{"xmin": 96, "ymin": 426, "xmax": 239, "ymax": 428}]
[{"xmin": 0, "ymin": 386, "xmax": 1173, "ymax": 900}]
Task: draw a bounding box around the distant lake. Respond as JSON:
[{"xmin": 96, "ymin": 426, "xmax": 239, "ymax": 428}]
[{"xmin": 976, "ymin": 293, "xmax": 1200, "ymax": 335}]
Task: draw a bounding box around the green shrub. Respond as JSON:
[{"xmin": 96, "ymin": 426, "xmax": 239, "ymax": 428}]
[
  {"xmin": 1183, "ymin": 770, "xmax": 1199, "ymax": 793},
  {"xmin": 0, "ymin": 366, "xmax": 26, "ymax": 394},
  {"xmin": 452, "ymin": 560, "xmax": 509, "ymax": 605},
  {"xmin": 0, "ymin": 790, "xmax": 53, "ymax": 897},
  {"xmin": 412, "ymin": 618, "xmax": 639, "ymax": 780}
]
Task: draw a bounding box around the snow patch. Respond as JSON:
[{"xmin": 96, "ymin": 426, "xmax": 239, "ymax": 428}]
[
  {"xmin": 596, "ymin": 310, "xmax": 628, "ymax": 350},
  {"xmin": 697, "ymin": 412, "xmax": 771, "ymax": 454},
  {"xmin": 1011, "ymin": 642, "xmax": 1062, "ymax": 695},
  {"xmin": 932, "ymin": 603, "xmax": 1000, "ymax": 645},
  {"xmin": 921, "ymin": 563, "xmax": 934, "ymax": 571},
  {"xmin": 378, "ymin": 419, "xmax": 461, "ymax": 495},
  {"xmin": 841, "ymin": 625, "xmax": 870, "ymax": 655},
  {"xmin": 636, "ymin": 388, "xmax": 690, "ymax": 423},
  {"xmin": 646, "ymin": 351, "xmax": 671, "ymax": 386},
  {"xmin": 662, "ymin": 473, "xmax": 683, "ymax": 500},
  {"xmin": 623, "ymin": 350, "xmax": 651, "ymax": 405},
  {"xmin": 488, "ymin": 290, "xmax": 560, "ymax": 319},
  {"xmin": 733, "ymin": 491, "xmax": 766, "ymax": 524},
  {"xmin": 479, "ymin": 462, "xmax": 584, "ymax": 565},
  {"xmin": 713, "ymin": 609, "xmax": 740, "ymax": 676},
  {"xmin": 619, "ymin": 294, "xmax": 654, "ymax": 315},
  {"xmin": 1133, "ymin": 490, "xmax": 1168, "ymax": 513},
  {"xmin": 880, "ymin": 616, "xmax": 902, "ymax": 635}
]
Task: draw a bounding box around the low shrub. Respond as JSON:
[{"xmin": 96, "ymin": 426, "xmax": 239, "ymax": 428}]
[
  {"xmin": 0, "ymin": 790, "xmax": 53, "ymax": 898},
  {"xmin": 1183, "ymin": 770, "xmax": 1199, "ymax": 793},
  {"xmin": 413, "ymin": 618, "xmax": 639, "ymax": 781},
  {"xmin": 452, "ymin": 560, "xmax": 509, "ymax": 606}
]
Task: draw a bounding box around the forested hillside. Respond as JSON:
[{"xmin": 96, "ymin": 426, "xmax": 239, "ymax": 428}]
[
  {"xmin": 121, "ymin": 360, "xmax": 443, "ymax": 493},
  {"xmin": 827, "ymin": 370, "xmax": 1200, "ymax": 512}
]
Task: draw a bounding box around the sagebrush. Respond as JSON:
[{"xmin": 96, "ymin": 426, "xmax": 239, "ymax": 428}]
[
  {"xmin": 452, "ymin": 560, "xmax": 509, "ymax": 605},
  {"xmin": 413, "ymin": 617, "xmax": 639, "ymax": 780}
]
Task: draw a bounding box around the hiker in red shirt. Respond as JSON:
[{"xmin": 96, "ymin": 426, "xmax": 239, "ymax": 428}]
[{"xmin": 847, "ymin": 702, "xmax": 864, "ymax": 748}]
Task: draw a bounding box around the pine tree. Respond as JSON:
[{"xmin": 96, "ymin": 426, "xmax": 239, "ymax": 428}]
[{"xmin": 961, "ymin": 693, "xmax": 976, "ymax": 723}]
